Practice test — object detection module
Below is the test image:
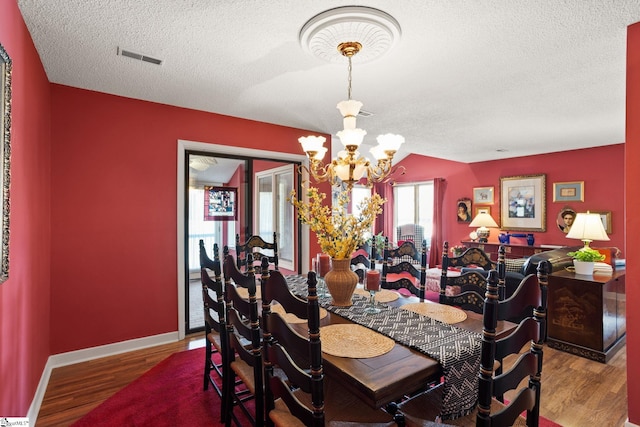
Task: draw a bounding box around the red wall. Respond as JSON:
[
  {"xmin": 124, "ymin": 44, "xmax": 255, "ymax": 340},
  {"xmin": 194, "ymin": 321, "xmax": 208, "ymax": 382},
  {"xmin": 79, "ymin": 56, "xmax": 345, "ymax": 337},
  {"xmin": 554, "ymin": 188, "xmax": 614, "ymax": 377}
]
[
  {"xmin": 626, "ymin": 21, "xmax": 640, "ymax": 426},
  {"xmin": 48, "ymin": 85, "xmax": 321, "ymax": 354},
  {"xmin": 0, "ymin": 1, "xmax": 52, "ymax": 415},
  {"xmin": 395, "ymin": 145, "xmax": 625, "ymax": 260}
]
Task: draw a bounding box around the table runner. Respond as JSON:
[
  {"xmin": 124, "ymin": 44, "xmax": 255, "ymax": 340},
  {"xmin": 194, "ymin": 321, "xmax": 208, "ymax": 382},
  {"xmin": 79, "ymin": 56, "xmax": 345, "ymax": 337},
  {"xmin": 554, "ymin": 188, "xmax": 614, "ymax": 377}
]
[{"xmin": 286, "ymin": 274, "xmax": 481, "ymax": 420}]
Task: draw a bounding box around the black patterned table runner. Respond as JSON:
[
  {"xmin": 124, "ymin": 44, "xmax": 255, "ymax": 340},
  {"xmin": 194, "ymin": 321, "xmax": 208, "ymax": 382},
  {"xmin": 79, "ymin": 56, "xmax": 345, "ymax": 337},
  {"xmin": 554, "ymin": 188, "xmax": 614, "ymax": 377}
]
[{"xmin": 286, "ymin": 274, "xmax": 481, "ymax": 420}]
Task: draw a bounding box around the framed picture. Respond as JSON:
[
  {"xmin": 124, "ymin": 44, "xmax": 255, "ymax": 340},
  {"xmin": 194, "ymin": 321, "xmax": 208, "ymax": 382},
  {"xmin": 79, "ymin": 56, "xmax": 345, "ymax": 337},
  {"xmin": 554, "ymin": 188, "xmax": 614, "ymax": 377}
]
[
  {"xmin": 473, "ymin": 186, "xmax": 494, "ymax": 204},
  {"xmin": 475, "ymin": 206, "xmax": 491, "ymax": 216},
  {"xmin": 0, "ymin": 43, "xmax": 11, "ymax": 284},
  {"xmin": 593, "ymin": 211, "xmax": 612, "ymax": 234},
  {"xmin": 456, "ymin": 198, "xmax": 472, "ymax": 223},
  {"xmin": 553, "ymin": 181, "xmax": 584, "ymax": 202},
  {"xmin": 204, "ymin": 186, "xmax": 237, "ymax": 221},
  {"xmin": 556, "ymin": 207, "xmax": 576, "ymax": 234},
  {"xmin": 500, "ymin": 174, "xmax": 546, "ymax": 232}
]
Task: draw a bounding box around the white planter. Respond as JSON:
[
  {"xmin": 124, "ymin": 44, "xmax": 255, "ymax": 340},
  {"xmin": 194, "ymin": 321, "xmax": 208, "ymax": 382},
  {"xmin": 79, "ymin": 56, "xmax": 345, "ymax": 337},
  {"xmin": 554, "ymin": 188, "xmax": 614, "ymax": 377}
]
[{"xmin": 573, "ymin": 260, "xmax": 594, "ymax": 275}]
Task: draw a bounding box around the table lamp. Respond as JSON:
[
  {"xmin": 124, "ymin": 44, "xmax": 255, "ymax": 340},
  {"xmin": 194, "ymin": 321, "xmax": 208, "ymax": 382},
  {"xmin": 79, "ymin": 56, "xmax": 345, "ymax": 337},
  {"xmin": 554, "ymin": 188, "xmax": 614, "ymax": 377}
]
[
  {"xmin": 566, "ymin": 211, "xmax": 610, "ymax": 249},
  {"xmin": 469, "ymin": 211, "xmax": 499, "ymax": 243}
]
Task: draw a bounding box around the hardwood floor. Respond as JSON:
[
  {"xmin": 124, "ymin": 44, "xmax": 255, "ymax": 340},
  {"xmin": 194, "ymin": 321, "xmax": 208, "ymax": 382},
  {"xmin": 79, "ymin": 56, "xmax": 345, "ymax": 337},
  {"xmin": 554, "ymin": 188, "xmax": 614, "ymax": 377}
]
[{"xmin": 36, "ymin": 334, "xmax": 627, "ymax": 427}]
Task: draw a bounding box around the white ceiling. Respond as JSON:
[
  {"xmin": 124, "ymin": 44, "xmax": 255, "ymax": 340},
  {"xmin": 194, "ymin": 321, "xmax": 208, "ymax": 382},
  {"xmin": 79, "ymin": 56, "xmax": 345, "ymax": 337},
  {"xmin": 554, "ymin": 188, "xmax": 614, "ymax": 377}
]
[{"xmin": 17, "ymin": 1, "xmax": 640, "ymax": 163}]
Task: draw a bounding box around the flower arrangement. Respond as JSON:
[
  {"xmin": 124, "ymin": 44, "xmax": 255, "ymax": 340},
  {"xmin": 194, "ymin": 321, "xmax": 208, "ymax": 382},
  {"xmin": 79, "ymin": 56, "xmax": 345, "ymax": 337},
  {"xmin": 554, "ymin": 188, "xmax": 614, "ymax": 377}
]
[
  {"xmin": 450, "ymin": 245, "xmax": 465, "ymax": 256},
  {"xmin": 289, "ymin": 186, "xmax": 385, "ymax": 260}
]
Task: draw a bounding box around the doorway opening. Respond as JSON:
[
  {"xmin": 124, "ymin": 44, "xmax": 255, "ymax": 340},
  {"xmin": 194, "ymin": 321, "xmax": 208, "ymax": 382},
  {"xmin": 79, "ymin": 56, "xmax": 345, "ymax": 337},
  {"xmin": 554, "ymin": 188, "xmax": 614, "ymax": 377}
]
[{"xmin": 180, "ymin": 141, "xmax": 307, "ymax": 336}]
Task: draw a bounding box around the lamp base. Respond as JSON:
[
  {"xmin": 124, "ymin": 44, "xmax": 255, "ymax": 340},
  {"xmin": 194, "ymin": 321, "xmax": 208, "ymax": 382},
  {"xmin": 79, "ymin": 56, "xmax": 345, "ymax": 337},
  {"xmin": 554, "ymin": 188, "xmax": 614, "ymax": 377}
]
[{"xmin": 476, "ymin": 227, "xmax": 490, "ymax": 243}]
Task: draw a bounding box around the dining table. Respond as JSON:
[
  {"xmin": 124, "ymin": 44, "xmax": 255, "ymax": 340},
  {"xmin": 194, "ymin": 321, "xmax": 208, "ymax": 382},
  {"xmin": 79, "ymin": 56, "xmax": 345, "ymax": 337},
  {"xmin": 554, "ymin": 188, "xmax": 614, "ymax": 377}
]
[{"xmin": 283, "ymin": 274, "xmax": 516, "ymax": 420}]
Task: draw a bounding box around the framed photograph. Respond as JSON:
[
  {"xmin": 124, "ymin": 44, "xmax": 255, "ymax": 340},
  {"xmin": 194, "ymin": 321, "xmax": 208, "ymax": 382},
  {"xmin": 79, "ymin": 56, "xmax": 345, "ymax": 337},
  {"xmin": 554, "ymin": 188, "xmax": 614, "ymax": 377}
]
[
  {"xmin": 456, "ymin": 198, "xmax": 472, "ymax": 223},
  {"xmin": 553, "ymin": 181, "xmax": 584, "ymax": 202},
  {"xmin": 475, "ymin": 206, "xmax": 491, "ymax": 216},
  {"xmin": 500, "ymin": 174, "xmax": 546, "ymax": 232},
  {"xmin": 204, "ymin": 186, "xmax": 237, "ymax": 221},
  {"xmin": 473, "ymin": 186, "xmax": 494, "ymax": 204},
  {"xmin": 593, "ymin": 211, "xmax": 612, "ymax": 234}
]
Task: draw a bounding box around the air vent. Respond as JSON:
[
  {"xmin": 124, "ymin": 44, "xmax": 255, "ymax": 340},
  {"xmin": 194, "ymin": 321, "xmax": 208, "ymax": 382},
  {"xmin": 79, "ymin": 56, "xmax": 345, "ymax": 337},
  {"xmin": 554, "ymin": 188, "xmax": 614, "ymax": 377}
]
[
  {"xmin": 358, "ymin": 109, "xmax": 374, "ymax": 117},
  {"xmin": 117, "ymin": 47, "xmax": 163, "ymax": 65}
]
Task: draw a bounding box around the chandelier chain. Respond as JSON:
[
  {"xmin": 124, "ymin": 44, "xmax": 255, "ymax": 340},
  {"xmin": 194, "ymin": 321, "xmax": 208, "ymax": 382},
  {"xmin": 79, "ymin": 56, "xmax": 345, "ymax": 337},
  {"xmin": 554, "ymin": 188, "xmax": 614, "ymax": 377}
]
[{"xmin": 347, "ymin": 55, "xmax": 353, "ymax": 100}]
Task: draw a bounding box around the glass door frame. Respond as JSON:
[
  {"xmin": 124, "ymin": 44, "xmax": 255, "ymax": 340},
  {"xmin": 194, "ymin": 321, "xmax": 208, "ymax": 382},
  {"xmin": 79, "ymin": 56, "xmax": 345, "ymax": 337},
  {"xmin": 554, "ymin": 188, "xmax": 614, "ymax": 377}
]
[{"xmin": 177, "ymin": 139, "xmax": 308, "ymax": 339}]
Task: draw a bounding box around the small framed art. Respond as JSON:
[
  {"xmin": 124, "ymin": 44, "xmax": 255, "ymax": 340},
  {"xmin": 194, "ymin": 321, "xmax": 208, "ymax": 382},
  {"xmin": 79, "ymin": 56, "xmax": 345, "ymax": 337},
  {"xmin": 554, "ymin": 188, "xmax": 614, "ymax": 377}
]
[
  {"xmin": 593, "ymin": 211, "xmax": 612, "ymax": 234},
  {"xmin": 475, "ymin": 206, "xmax": 491, "ymax": 216},
  {"xmin": 204, "ymin": 186, "xmax": 238, "ymax": 221},
  {"xmin": 553, "ymin": 181, "xmax": 584, "ymax": 202},
  {"xmin": 457, "ymin": 198, "xmax": 472, "ymax": 223},
  {"xmin": 473, "ymin": 187, "xmax": 494, "ymax": 204}
]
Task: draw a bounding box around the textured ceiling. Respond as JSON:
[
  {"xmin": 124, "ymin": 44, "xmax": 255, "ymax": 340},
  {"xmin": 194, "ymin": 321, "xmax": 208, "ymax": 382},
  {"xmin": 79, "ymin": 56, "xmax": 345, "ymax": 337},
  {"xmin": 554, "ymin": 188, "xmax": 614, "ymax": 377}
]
[{"xmin": 16, "ymin": 0, "xmax": 640, "ymax": 163}]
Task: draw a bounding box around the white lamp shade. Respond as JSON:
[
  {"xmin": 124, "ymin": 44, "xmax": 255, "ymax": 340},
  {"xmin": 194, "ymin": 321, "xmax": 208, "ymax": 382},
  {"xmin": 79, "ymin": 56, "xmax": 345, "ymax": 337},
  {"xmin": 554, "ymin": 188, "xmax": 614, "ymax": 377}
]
[
  {"xmin": 469, "ymin": 212, "xmax": 499, "ymax": 228},
  {"xmin": 370, "ymin": 145, "xmax": 387, "ymax": 160},
  {"xmin": 376, "ymin": 133, "xmax": 405, "ymax": 151},
  {"xmin": 311, "ymin": 147, "xmax": 327, "ymax": 161},
  {"xmin": 299, "ymin": 135, "xmax": 326, "ymax": 152},
  {"xmin": 337, "ymin": 128, "xmax": 366, "ymax": 147},
  {"xmin": 566, "ymin": 212, "xmax": 610, "ymax": 242},
  {"xmin": 337, "ymin": 100, "xmax": 363, "ymax": 118},
  {"xmin": 334, "ymin": 162, "xmax": 366, "ymax": 182}
]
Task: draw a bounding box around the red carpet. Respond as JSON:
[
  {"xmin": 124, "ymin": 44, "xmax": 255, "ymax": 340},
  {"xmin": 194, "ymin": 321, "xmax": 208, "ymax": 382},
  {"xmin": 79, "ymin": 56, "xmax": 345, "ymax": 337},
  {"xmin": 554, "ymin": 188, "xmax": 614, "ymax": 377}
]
[
  {"xmin": 71, "ymin": 347, "xmax": 226, "ymax": 426},
  {"xmin": 535, "ymin": 414, "xmax": 563, "ymax": 427},
  {"xmin": 71, "ymin": 347, "xmax": 563, "ymax": 427}
]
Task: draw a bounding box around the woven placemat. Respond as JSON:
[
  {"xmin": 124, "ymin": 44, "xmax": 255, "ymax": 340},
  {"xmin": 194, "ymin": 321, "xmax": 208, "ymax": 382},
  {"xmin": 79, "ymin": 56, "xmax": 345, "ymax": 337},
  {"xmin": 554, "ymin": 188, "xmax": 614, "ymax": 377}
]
[
  {"xmin": 401, "ymin": 303, "xmax": 468, "ymax": 324},
  {"xmin": 235, "ymin": 285, "xmax": 261, "ymax": 300},
  {"xmin": 353, "ymin": 288, "xmax": 399, "ymax": 303},
  {"xmin": 270, "ymin": 303, "xmax": 328, "ymax": 324},
  {"xmin": 320, "ymin": 324, "xmax": 395, "ymax": 358}
]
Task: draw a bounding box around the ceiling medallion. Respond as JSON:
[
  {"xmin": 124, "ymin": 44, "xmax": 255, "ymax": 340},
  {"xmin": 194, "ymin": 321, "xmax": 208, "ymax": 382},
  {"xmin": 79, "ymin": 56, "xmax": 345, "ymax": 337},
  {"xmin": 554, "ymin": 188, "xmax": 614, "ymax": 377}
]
[{"xmin": 299, "ymin": 6, "xmax": 401, "ymax": 64}]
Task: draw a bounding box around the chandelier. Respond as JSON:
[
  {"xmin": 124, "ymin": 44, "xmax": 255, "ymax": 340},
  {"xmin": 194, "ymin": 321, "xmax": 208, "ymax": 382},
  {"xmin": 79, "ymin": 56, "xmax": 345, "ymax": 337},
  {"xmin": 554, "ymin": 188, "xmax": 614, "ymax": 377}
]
[{"xmin": 298, "ymin": 7, "xmax": 405, "ymax": 191}]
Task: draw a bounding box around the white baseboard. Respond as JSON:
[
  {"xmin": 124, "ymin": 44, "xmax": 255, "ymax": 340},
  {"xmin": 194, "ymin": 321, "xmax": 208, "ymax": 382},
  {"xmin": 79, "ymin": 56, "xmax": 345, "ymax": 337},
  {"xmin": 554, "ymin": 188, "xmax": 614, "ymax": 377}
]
[
  {"xmin": 626, "ymin": 419, "xmax": 639, "ymax": 427},
  {"xmin": 28, "ymin": 331, "xmax": 179, "ymax": 426}
]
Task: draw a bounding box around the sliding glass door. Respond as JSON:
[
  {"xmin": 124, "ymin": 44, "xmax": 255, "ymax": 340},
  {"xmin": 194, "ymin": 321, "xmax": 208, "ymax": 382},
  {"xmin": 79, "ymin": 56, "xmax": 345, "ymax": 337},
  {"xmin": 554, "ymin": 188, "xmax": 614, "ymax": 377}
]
[
  {"xmin": 255, "ymin": 164, "xmax": 295, "ymax": 271},
  {"xmin": 185, "ymin": 151, "xmax": 300, "ymax": 333}
]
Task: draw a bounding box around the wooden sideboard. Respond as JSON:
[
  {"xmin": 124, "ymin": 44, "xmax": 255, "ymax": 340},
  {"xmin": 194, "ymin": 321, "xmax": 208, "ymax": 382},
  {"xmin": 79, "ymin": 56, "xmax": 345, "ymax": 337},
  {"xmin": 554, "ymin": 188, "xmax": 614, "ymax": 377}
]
[
  {"xmin": 461, "ymin": 241, "xmax": 548, "ymax": 260},
  {"xmin": 547, "ymin": 269, "xmax": 626, "ymax": 363}
]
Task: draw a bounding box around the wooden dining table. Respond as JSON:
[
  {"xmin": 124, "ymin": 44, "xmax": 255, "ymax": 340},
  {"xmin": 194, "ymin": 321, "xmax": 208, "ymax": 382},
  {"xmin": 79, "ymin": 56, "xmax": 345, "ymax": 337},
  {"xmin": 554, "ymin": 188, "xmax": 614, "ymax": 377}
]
[{"xmin": 284, "ymin": 275, "xmax": 517, "ymax": 411}]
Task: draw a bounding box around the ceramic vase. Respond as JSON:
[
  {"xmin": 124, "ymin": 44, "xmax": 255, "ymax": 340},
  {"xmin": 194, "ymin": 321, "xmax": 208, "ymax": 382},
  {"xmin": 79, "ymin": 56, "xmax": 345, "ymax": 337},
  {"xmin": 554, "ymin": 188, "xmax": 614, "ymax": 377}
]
[{"xmin": 324, "ymin": 258, "xmax": 359, "ymax": 307}]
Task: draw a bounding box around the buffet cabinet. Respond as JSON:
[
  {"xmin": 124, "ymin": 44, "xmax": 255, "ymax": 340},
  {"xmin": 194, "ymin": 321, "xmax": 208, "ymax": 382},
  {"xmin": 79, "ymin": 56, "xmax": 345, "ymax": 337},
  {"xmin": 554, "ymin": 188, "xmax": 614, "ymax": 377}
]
[
  {"xmin": 461, "ymin": 241, "xmax": 548, "ymax": 260},
  {"xmin": 546, "ymin": 269, "xmax": 626, "ymax": 363}
]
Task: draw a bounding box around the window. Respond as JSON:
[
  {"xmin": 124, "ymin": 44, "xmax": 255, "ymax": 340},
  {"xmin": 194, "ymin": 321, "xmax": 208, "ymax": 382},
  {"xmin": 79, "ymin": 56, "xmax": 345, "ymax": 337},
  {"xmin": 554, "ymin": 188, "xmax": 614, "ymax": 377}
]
[
  {"xmin": 350, "ymin": 185, "xmax": 371, "ymax": 217},
  {"xmin": 393, "ymin": 181, "xmax": 434, "ymax": 247}
]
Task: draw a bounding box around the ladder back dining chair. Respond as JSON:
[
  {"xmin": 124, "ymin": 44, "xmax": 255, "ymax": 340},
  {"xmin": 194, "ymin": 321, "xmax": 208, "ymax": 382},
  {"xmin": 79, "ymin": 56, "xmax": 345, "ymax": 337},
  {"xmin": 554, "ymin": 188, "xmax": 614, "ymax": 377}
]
[
  {"xmin": 261, "ymin": 270, "xmax": 403, "ymax": 427},
  {"xmin": 382, "ymin": 240, "xmax": 428, "ymax": 301},
  {"xmin": 199, "ymin": 240, "xmax": 225, "ymax": 401},
  {"xmin": 236, "ymin": 232, "xmax": 279, "ymax": 271},
  {"xmin": 439, "ymin": 242, "xmax": 501, "ymax": 313},
  {"xmin": 223, "ymin": 252, "xmax": 263, "ymax": 426},
  {"xmin": 397, "ymin": 261, "xmax": 550, "ymax": 427}
]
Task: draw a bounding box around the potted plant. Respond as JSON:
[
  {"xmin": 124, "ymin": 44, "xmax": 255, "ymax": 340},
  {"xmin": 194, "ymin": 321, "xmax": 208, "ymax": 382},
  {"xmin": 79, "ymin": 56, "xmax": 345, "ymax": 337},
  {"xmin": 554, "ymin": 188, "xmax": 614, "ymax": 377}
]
[
  {"xmin": 363, "ymin": 232, "xmax": 386, "ymax": 260},
  {"xmin": 567, "ymin": 247, "xmax": 605, "ymax": 275}
]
